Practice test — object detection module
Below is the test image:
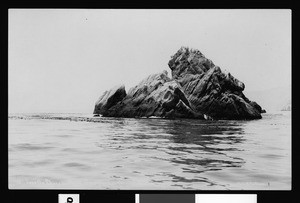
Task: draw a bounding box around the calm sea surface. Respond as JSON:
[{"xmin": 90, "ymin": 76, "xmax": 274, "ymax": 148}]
[{"xmin": 8, "ymin": 112, "xmax": 291, "ymax": 190}]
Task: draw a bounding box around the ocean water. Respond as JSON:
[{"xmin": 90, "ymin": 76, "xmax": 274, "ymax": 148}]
[{"xmin": 8, "ymin": 112, "xmax": 291, "ymax": 190}]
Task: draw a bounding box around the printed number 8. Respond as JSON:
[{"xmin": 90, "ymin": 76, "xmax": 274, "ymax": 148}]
[{"xmin": 67, "ymin": 197, "xmax": 73, "ymax": 203}]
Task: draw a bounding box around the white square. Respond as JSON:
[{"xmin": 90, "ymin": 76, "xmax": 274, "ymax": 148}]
[
  {"xmin": 59, "ymin": 194, "xmax": 80, "ymax": 203},
  {"xmin": 135, "ymin": 194, "xmax": 139, "ymax": 203},
  {"xmin": 196, "ymin": 194, "xmax": 257, "ymax": 203}
]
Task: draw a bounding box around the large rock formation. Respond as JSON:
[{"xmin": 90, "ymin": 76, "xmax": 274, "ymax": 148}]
[{"xmin": 94, "ymin": 47, "xmax": 263, "ymax": 120}]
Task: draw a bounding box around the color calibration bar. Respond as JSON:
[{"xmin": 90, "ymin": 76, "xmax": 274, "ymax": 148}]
[{"xmin": 136, "ymin": 194, "xmax": 257, "ymax": 203}]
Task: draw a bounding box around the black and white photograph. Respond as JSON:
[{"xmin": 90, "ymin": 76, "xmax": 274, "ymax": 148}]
[{"xmin": 8, "ymin": 9, "xmax": 291, "ymax": 190}]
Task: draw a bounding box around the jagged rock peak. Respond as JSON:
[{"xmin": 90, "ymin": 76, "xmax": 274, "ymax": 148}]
[
  {"xmin": 175, "ymin": 46, "xmax": 205, "ymax": 58},
  {"xmin": 168, "ymin": 47, "xmax": 215, "ymax": 79}
]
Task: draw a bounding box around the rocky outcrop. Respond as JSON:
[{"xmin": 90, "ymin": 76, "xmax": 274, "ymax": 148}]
[
  {"xmin": 96, "ymin": 71, "xmax": 204, "ymax": 119},
  {"xmin": 281, "ymin": 100, "xmax": 291, "ymax": 111},
  {"xmin": 93, "ymin": 85, "xmax": 126, "ymax": 115},
  {"xmin": 94, "ymin": 47, "xmax": 263, "ymax": 120},
  {"xmin": 168, "ymin": 47, "xmax": 263, "ymax": 119}
]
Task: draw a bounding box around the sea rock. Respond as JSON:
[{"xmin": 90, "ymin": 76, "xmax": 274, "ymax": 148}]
[
  {"xmin": 250, "ymin": 101, "xmax": 266, "ymax": 113},
  {"xmin": 93, "ymin": 85, "xmax": 127, "ymax": 115},
  {"xmin": 168, "ymin": 47, "xmax": 262, "ymax": 119},
  {"xmin": 94, "ymin": 71, "xmax": 204, "ymax": 118},
  {"xmin": 281, "ymin": 100, "xmax": 291, "ymax": 111},
  {"xmin": 94, "ymin": 47, "xmax": 263, "ymax": 120}
]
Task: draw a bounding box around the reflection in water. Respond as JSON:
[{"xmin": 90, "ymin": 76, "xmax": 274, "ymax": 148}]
[
  {"xmin": 96, "ymin": 118, "xmax": 247, "ymax": 188},
  {"xmin": 9, "ymin": 113, "xmax": 291, "ymax": 190}
]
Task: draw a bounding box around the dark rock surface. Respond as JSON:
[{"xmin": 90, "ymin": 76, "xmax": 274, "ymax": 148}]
[
  {"xmin": 96, "ymin": 71, "xmax": 204, "ymax": 119},
  {"xmin": 94, "ymin": 47, "xmax": 263, "ymax": 120},
  {"xmin": 93, "ymin": 85, "xmax": 126, "ymax": 115}
]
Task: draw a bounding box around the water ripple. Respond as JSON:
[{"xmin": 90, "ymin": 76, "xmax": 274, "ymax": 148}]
[
  {"xmin": 12, "ymin": 143, "xmax": 55, "ymax": 151},
  {"xmin": 9, "ymin": 112, "xmax": 291, "ymax": 190}
]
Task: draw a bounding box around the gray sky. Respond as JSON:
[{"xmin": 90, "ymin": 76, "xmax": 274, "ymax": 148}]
[{"xmin": 9, "ymin": 9, "xmax": 291, "ymax": 113}]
